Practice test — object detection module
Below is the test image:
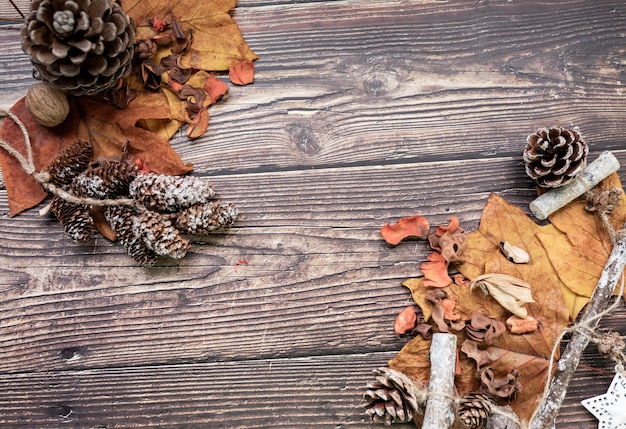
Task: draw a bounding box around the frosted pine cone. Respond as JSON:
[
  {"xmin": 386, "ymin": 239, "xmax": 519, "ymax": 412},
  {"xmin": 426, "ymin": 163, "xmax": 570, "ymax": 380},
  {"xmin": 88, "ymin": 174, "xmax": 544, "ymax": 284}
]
[
  {"xmin": 132, "ymin": 210, "xmax": 190, "ymax": 259},
  {"xmin": 72, "ymin": 160, "xmax": 138, "ymax": 199},
  {"xmin": 175, "ymin": 201, "xmax": 238, "ymax": 235},
  {"xmin": 50, "ymin": 196, "xmax": 94, "ymax": 242},
  {"xmin": 105, "ymin": 206, "xmax": 158, "ymax": 266},
  {"xmin": 129, "ymin": 173, "xmax": 215, "ymax": 212},
  {"xmin": 44, "ymin": 140, "xmax": 92, "ymax": 189},
  {"xmin": 21, "ymin": 0, "xmax": 135, "ymax": 95},
  {"xmin": 364, "ymin": 367, "xmax": 424, "ymax": 426},
  {"xmin": 523, "ymin": 127, "xmax": 588, "ymax": 188},
  {"xmin": 457, "ymin": 393, "xmax": 494, "ymax": 428}
]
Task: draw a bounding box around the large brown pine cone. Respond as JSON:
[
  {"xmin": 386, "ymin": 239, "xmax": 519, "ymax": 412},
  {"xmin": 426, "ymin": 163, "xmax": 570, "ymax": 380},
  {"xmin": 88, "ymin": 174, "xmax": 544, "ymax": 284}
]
[
  {"xmin": 523, "ymin": 127, "xmax": 588, "ymax": 188},
  {"xmin": 363, "ymin": 367, "xmax": 424, "ymax": 426},
  {"xmin": 21, "ymin": 0, "xmax": 135, "ymax": 95}
]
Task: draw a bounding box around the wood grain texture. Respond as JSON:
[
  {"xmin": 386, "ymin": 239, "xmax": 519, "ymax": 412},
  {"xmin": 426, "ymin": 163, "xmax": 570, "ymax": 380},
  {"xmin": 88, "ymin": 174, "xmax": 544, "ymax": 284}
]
[{"xmin": 1, "ymin": 0, "xmax": 626, "ymax": 427}]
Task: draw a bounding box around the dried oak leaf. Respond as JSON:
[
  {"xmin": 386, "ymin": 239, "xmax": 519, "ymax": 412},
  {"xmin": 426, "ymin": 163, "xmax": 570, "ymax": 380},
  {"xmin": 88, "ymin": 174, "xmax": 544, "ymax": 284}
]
[
  {"xmin": 124, "ymin": 0, "xmax": 258, "ymax": 71},
  {"xmin": 392, "ymin": 194, "xmax": 571, "ymax": 423},
  {"xmin": 0, "ymin": 98, "xmax": 192, "ymax": 216},
  {"xmin": 380, "ymin": 215, "xmax": 430, "ymax": 245}
]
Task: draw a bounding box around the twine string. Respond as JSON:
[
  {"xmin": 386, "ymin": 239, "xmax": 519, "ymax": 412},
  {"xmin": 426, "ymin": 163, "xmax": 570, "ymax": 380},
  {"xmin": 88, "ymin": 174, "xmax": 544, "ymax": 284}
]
[{"xmin": 0, "ymin": 109, "xmax": 136, "ymax": 208}]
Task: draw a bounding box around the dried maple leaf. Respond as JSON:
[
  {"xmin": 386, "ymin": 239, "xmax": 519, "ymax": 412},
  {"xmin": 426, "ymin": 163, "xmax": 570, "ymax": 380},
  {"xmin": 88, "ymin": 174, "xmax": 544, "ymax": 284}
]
[
  {"xmin": 380, "ymin": 215, "xmax": 430, "ymax": 245},
  {"xmin": 124, "ymin": 0, "xmax": 258, "ymax": 71}
]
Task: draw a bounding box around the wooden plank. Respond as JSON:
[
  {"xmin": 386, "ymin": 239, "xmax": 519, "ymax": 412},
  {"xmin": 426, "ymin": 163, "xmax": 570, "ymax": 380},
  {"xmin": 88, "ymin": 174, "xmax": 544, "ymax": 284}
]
[
  {"xmin": 0, "ymin": 345, "xmax": 621, "ymax": 428},
  {"xmin": 1, "ymin": 1, "xmax": 624, "ymax": 172}
]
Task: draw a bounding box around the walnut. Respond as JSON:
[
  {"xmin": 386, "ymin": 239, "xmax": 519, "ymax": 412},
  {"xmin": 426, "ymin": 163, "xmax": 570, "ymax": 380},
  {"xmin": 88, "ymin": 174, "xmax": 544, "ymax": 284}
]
[{"xmin": 25, "ymin": 83, "xmax": 69, "ymax": 127}]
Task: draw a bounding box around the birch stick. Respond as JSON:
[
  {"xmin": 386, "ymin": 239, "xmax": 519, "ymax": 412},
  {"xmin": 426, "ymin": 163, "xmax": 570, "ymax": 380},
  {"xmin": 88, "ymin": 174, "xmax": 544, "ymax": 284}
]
[
  {"xmin": 423, "ymin": 332, "xmax": 457, "ymax": 429},
  {"xmin": 529, "ymin": 151, "xmax": 620, "ymax": 220},
  {"xmin": 528, "ymin": 235, "xmax": 626, "ymax": 429}
]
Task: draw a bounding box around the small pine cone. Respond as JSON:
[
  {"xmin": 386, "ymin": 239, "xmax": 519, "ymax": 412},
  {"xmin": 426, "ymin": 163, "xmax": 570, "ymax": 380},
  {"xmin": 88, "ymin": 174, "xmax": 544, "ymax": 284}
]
[
  {"xmin": 175, "ymin": 201, "xmax": 238, "ymax": 235},
  {"xmin": 364, "ymin": 367, "xmax": 424, "ymax": 426},
  {"xmin": 523, "ymin": 127, "xmax": 589, "ymax": 188},
  {"xmin": 44, "ymin": 140, "xmax": 92, "ymax": 189},
  {"xmin": 105, "ymin": 206, "xmax": 158, "ymax": 267},
  {"xmin": 129, "ymin": 173, "xmax": 215, "ymax": 212},
  {"xmin": 50, "ymin": 196, "xmax": 94, "ymax": 242},
  {"xmin": 21, "ymin": 0, "xmax": 135, "ymax": 95},
  {"xmin": 458, "ymin": 393, "xmax": 494, "ymax": 428},
  {"xmin": 132, "ymin": 210, "xmax": 190, "ymax": 259},
  {"xmin": 72, "ymin": 160, "xmax": 138, "ymax": 199},
  {"xmin": 597, "ymin": 331, "xmax": 625, "ymax": 359}
]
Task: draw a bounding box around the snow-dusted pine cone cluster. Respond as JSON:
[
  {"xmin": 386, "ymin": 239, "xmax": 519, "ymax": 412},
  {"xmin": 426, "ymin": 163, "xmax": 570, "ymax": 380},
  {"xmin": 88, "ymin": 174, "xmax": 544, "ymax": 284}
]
[{"xmin": 44, "ymin": 140, "xmax": 238, "ymax": 266}]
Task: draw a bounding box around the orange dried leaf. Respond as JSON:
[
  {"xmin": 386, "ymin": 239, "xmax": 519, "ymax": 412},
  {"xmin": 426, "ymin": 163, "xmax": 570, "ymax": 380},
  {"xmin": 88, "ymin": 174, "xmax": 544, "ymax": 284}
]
[
  {"xmin": 435, "ymin": 215, "xmax": 464, "ymax": 236},
  {"xmin": 420, "ymin": 252, "xmax": 452, "ymax": 288},
  {"xmin": 229, "ymin": 61, "xmax": 255, "ymax": 86},
  {"xmin": 380, "ymin": 216, "xmax": 430, "ymax": 245},
  {"xmin": 440, "ymin": 297, "xmax": 460, "ymax": 321},
  {"xmin": 204, "ymin": 75, "xmax": 228, "ymax": 104},
  {"xmin": 186, "ymin": 108, "xmax": 209, "ymax": 139},
  {"xmin": 394, "ymin": 306, "xmax": 417, "ymax": 335},
  {"xmin": 506, "ymin": 315, "xmax": 539, "ymax": 334}
]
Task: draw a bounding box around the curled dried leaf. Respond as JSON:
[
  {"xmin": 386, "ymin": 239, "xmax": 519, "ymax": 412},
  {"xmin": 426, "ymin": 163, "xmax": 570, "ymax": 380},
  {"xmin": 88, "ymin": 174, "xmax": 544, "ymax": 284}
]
[
  {"xmin": 381, "ymin": 216, "xmax": 430, "ymax": 245},
  {"xmin": 435, "ymin": 216, "xmax": 464, "ymax": 236},
  {"xmin": 506, "ymin": 315, "xmax": 539, "ymax": 334},
  {"xmin": 466, "ymin": 312, "xmax": 506, "ymax": 345},
  {"xmin": 426, "ymin": 289, "xmax": 464, "ymax": 332},
  {"xmin": 453, "ymin": 274, "xmax": 471, "ymax": 287},
  {"xmin": 499, "ymin": 241, "xmax": 530, "ymax": 264},
  {"xmin": 479, "ymin": 367, "xmax": 521, "ymax": 401},
  {"xmin": 469, "ymin": 273, "xmax": 534, "ymax": 319},
  {"xmin": 394, "ymin": 306, "xmax": 418, "ymax": 336},
  {"xmin": 420, "ymin": 252, "xmax": 452, "ymax": 288},
  {"xmin": 414, "ymin": 323, "xmax": 433, "ymax": 340}
]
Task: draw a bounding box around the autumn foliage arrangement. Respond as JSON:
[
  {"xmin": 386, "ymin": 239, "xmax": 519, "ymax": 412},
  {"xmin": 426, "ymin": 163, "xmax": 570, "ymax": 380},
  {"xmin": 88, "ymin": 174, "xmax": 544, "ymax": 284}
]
[
  {"xmin": 0, "ymin": 0, "xmax": 257, "ymax": 264},
  {"xmin": 367, "ymin": 129, "xmax": 626, "ymax": 428}
]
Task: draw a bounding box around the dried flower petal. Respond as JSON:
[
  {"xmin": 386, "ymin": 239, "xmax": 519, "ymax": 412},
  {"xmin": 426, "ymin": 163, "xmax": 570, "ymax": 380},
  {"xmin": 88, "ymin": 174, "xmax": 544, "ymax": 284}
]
[
  {"xmin": 506, "ymin": 315, "xmax": 539, "ymax": 334},
  {"xmin": 435, "ymin": 216, "xmax": 464, "ymax": 236},
  {"xmin": 229, "ymin": 61, "xmax": 255, "ymax": 85},
  {"xmin": 394, "ymin": 306, "xmax": 417, "ymax": 336},
  {"xmin": 466, "ymin": 312, "xmax": 506, "ymax": 345},
  {"xmin": 420, "ymin": 252, "xmax": 452, "ymax": 288},
  {"xmin": 438, "ymin": 231, "xmax": 467, "ymax": 263},
  {"xmin": 381, "ymin": 216, "xmax": 430, "ymax": 245},
  {"xmin": 479, "ymin": 367, "xmax": 521, "ymax": 401},
  {"xmin": 500, "ymin": 241, "xmax": 530, "ymax": 264}
]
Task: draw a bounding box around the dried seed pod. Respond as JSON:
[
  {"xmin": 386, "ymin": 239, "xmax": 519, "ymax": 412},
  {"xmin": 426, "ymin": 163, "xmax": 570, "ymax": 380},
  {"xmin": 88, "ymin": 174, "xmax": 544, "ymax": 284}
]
[
  {"xmin": 499, "ymin": 241, "xmax": 530, "ymax": 264},
  {"xmin": 133, "ymin": 210, "xmax": 190, "ymax": 259},
  {"xmin": 105, "ymin": 206, "xmax": 158, "ymax": 266},
  {"xmin": 129, "ymin": 173, "xmax": 215, "ymax": 212},
  {"xmin": 175, "ymin": 201, "xmax": 238, "ymax": 235},
  {"xmin": 50, "ymin": 195, "xmax": 94, "ymax": 242},
  {"xmin": 44, "ymin": 140, "xmax": 93, "ymax": 189}
]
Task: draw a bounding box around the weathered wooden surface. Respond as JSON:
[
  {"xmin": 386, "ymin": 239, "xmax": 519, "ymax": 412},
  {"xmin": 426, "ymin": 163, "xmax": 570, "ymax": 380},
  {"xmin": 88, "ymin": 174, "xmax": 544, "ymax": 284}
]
[{"xmin": 0, "ymin": 0, "xmax": 625, "ymax": 427}]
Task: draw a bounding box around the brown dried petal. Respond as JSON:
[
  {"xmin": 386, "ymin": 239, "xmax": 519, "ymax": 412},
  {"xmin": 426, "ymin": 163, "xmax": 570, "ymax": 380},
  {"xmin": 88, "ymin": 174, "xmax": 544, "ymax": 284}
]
[
  {"xmin": 505, "ymin": 315, "xmax": 539, "ymax": 335},
  {"xmin": 394, "ymin": 306, "xmax": 417, "ymax": 336},
  {"xmin": 438, "ymin": 231, "xmax": 467, "ymax": 263},
  {"xmin": 414, "ymin": 323, "xmax": 433, "ymax": 340},
  {"xmin": 479, "ymin": 367, "xmax": 521, "ymax": 401},
  {"xmin": 466, "ymin": 312, "xmax": 506, "ymax": 345}
]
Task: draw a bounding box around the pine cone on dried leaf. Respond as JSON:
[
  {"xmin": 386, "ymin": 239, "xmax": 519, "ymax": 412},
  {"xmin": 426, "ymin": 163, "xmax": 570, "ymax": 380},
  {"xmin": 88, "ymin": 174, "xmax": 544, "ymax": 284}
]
[
  {"xmin": 21, "ymin": 0, "xmax": 135, "ymax": 95},
  {"xmin": 72, "ymin": 160, "xmax": 138, "ymax": 199},
  {"xmin": 133, "ymin": 210, "xmax": 190, "ymax": 259},
  {"xmin": 523, "ymin": 127, "xmax": 588, "ymax": 188},
  {"xmin": 44, "ymin": 140, "xmax": 92, "ymax": 189},
  {"xmin": 50, "ymin": 195, "xmax": 94, "ymax": 242},
  {"xmin": 129, "ymin": 173, "xmax": 216, "ymax": 212},
  {"xmin": 105, "ymin": 206, "xmax": 158, "ymax": 266},
  {"xmin": 458, "ymin": 393, "xmax": 495, "ymax": 428},
  {"xmin": 364, "ymin": 367, "xmax": 424, "ymax": 426},
  {"xmin": 175, "ymin": 201, "xmax": 239, "ymax": 235}
]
